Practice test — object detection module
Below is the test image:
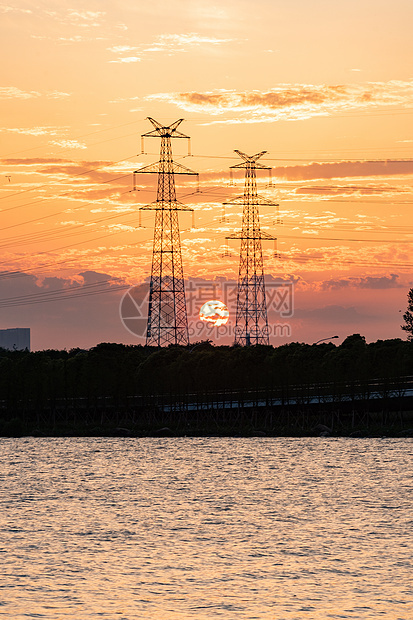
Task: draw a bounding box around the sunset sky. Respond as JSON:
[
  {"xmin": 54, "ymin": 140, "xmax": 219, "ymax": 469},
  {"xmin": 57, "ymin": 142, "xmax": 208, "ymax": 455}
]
[{"xmin": 1, "ymin": 0, "xmax": 413, "ymax": 349}]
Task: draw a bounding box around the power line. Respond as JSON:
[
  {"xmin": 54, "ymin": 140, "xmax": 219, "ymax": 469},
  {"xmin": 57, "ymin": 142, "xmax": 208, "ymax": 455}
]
[
  {"xmin": 0, "ymin": 237, "xmax": 412, "ymax": 309},
  {"xmin": 0, "ymin": 212, "xmax": 220, "ymax": 280},
  {"xmin": 0, "ymin": 276, "xmax": 122, "ymax": 303},
  {"xmin": 1, "ymin": 119, "xmax": 147, "ymax": 158},
  {"xmin": 280, "ymin": 234, "xmax": 413, "ymax": 244},
  {"xmin": 0, "ymin": 186, "xmax": 214, "ymax": 251},
  {"xmin": 278, "ymin": 254, "xmax": 413, "ymax": 270},
  {"xmin": 2, "ymin": 150, "xmax": 412, "ymax": 204},
  {"xmin": 0, "ymin": 207, "xmax": 411, "ymax": 281},
  {"xmin": 0, "ymin": 283, "xmax": 131, "ymax": 309},
  {"xmin": 0, "ymin": 158, "xmax": 136, "ymax": 205}
]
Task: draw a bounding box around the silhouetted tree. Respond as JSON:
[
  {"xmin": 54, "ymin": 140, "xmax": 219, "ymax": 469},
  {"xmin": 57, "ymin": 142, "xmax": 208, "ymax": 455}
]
[{"xmin": 401, "ymin": 288, "xmax": 413, "ymax": 340}]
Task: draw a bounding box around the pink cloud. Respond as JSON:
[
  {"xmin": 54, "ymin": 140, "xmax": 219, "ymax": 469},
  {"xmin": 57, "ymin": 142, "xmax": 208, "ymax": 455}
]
[
  {"xmin": 274, "ymin": 160, "xmax": 413, "ymax": 181},
  {"xmin": 321, "ymin": 274, "xmax": 403, "ymax": 290}
]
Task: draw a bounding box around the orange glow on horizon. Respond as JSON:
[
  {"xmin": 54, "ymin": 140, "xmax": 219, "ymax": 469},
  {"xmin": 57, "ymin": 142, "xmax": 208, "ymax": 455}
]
[{"xmin": 1, "ymin": 1, "xmax": 413, "ymax": 348}]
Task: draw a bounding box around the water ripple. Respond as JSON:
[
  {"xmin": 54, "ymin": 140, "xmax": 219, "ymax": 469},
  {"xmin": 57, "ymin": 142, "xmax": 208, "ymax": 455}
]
[{"xmin": 0, "ymin": 437, "xmax": 412, "ymax": 619}]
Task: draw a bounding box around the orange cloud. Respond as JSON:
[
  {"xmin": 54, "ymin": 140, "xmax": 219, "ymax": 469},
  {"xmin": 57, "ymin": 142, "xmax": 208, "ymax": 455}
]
[{"xmin": 147, "ymin": 80, "xmax": 413, "ymax": 122}]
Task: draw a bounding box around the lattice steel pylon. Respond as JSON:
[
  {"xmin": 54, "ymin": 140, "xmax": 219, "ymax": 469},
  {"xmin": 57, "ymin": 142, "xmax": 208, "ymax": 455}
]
[
  {"xmin": 136, "ymin": 118, "xmax": 198, "ymax": 347},
  {"xmin": 226, "ymin": 150, "xmax": 278, "ymax": 346}
]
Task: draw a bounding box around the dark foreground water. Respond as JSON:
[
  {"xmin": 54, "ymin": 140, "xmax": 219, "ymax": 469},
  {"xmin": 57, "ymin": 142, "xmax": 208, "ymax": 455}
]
[{"xmin": 0, "ymin": 438, "xmax": 412, "ymax": 619}]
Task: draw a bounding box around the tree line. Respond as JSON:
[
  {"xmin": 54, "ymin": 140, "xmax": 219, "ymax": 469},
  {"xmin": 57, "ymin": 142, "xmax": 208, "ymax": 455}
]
[{"xmin": 1, "ymin": 334, "xmax": 412, "ymax": 405}]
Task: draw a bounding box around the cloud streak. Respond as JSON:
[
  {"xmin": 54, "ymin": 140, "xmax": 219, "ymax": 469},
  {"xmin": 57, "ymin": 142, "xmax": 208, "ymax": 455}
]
[
  {"xmin": 49, "ymin": 139, "xmax": 87, "ymax": 150},
  {"xmin": 147, "ymin": 80, "xmax": 413, "ymax": 123},
  {"xmin": 0, "ymin": 87, "xmax": 70, "ymax": 100},
  {"xmin": 108, "ymin": 32, "xmax": 234, "ymax": 63},
  {"xmin": 0, "ymin": 126, "xmax": 65, "ymax": 136},
  {"xmin": 0, "ymin": 87, "xmax": 41, "ymax": 100},
  {"xmin": 0, "ymin": 5, "xmax": 32, "ymax": 13}
]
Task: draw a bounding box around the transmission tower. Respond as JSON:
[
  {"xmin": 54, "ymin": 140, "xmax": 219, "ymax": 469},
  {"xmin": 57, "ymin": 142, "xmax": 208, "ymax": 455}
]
[
  {"xmin": 226, "ymin": 150, "xmax": 278, "ymax": 346},
  {"xmin": 136, "ymin": 118, "xmax": 198, "ymax": 347}
]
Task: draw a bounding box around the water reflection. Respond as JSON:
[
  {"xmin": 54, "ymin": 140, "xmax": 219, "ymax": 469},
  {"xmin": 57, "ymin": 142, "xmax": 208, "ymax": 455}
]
[{"xmin": 1, "ymin": 438, "xmax": 412, "ymax": 619}]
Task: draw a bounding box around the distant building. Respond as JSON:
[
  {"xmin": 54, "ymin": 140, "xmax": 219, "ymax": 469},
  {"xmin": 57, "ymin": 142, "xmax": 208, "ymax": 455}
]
[{"xmin": 0, "ymin": 328, "xmax": 30, "ymax": 351}]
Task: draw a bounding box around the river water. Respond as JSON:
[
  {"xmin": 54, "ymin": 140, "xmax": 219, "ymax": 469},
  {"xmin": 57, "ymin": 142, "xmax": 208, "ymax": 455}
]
[{"xmin": 1, "ymin": 437, "xmax": 412, "ymax": 619}]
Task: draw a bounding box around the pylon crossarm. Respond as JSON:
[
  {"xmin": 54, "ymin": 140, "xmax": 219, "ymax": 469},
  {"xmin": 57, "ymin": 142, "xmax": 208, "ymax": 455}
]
[
  {"xmin": 134, "ymin": 163, "xmax": 160, "ymax": 174},
  {"xmin": 230, "ymin": 161, "xmax": 271, "ymax": 171},
  {"xmin": 224, "ymin": 195, "xmax": 279, "ymax": 207},
  {"xmin": 234, "ymin": 149, "xmax": 267, "ymax": 163},
  {"xmin": 140, "ymin": 200, "xmax": 193, "ymax": 212},
  {"xmin": 168, "ymin": 119, "xmax": 185, "ymax": 133},
  {"xmin": 142, "ymin": 118, "xmax": 189, "ymax": 139},
  {"xmin": 226, "ymin": 232, "xmax": 276, "ymax": 240},
  {"xmin": 259, "ymin": 231, "xmax": 277, "ymax": 240},
  {"xmin": 143, "ymin": 129, "xmax": 190, "ymax": 139},
  {"xmin": 146, "ymin": 117, "xmax": 166, "ymax": 131},
  {"xmin": 172, "ymin": 161, "xmax": 198, "ymax": 175},
  {"xmin": 136, "ymin": 161, "xmax": 198, "ymax": 175}
]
